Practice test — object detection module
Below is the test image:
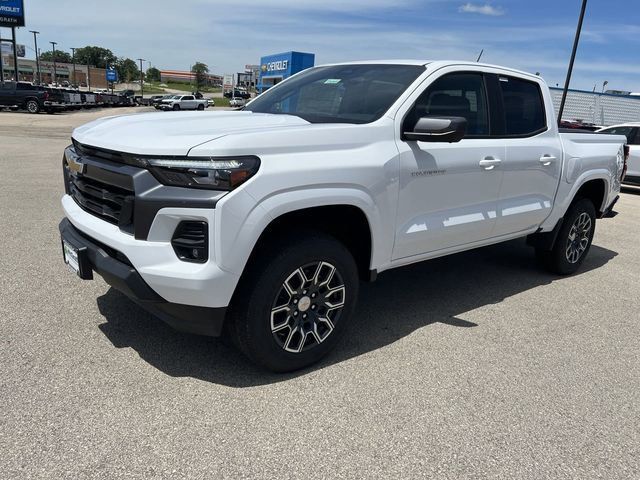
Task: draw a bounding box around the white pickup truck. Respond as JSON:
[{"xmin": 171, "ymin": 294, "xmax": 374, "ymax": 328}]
[
  {"xmin": 59, "ymin": 61, "xmax": 627, "ymax": 371},
  {"xmin": 158, "ymin": 94, "xmax": 208, "ymax": 111}
]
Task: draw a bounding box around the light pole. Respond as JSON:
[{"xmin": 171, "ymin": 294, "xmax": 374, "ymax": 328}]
[
  {"xmin": 557, "ymin": 0, "xmax": 587, "ymax": 124},
  {"xmin": 70, "ymin": 47, "xmax": 78, "ymax": 87},
  {"xmin": 601, "ymin": 80, "xmax": 608, "ymax": 94},
  {"xmin": 137, "ymin": 58, "xmax": 145, "ymax": 96},
  {"xmin": 29, "ymin": 31, "xmax": 40, "ymax": 84},
  {"xmin": 49, "ymin": 41, "xmax": 58, "ymax": 85}
]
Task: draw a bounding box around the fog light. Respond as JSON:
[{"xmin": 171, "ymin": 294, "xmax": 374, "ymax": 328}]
[{"xmin": 171, "ymin": 221, "xmax": 208, "ymax": 263}]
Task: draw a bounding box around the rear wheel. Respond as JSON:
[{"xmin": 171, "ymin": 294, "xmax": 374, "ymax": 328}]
[
  {"xmin": 537, "ymin": 198, "xmax": 596, "ymax": 275},
  {"xmin": 26, "ymin": 100, "xmax": 40, "ymax": 114},
  {"xmin": 197, "ymin": 104, "xmax": 205, "ymax": 111},
  {"xmin": 227, "ymin": 232, "xmax": 359, "ymax": 372}
]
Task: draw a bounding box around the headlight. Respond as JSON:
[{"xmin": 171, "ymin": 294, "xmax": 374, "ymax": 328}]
[{"xmin": 144, "ymin": 156, "xmax": 260, "ymax": 191}]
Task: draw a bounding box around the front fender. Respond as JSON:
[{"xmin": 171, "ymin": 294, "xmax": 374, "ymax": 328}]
[{"xmin": 214, "ymin": 187, "xmax": 386, "ymax": 276}]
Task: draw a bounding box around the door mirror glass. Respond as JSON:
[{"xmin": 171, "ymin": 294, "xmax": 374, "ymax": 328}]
[{"xmin": 404, "ymin": 116, "xmax": 467, "ymax": 143}]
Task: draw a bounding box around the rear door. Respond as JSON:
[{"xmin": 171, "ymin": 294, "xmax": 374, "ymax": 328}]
[
  {"xmin": 0, "ymin": 82, "xmax": 15, "ymax": 105},
  {"xmin": 182, "ymin": 95, "xmax": 196, "ymax": 109},
  {"xmin": 490, "ymin": 74, "xmax": 563, "ymax": 237}
]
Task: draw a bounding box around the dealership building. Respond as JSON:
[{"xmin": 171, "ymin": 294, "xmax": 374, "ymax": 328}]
[
  {"xmin": 0, "ymin": 57, "xmax": 108, "ymax": 87},
  {"xmin": 258, "ymin": 51, "xmax": 315, "ymax": 92}
]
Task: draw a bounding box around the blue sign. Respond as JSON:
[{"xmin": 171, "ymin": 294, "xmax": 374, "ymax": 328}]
[
  {"xmin": 0, "ymin": 0, "xmax": 25, "ymax": 27},
  {"xmin": 106, "ymin": 68, "xmax": 118, "ymax": 83},
  {"xmin": 258, "ymin": 51, "xmax": 315, "ymax": 93}
]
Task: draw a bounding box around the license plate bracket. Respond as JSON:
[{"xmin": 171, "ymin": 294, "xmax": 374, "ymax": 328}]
[{"xmin": 62, "ymin": 238, "xmax": 93, "ymax": 280}]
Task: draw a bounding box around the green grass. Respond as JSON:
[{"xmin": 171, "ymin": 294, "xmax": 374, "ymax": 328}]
[
  {"xmin": 151, "ymin": 81, "xmax": 221, "ymax": 93},
  {"xmin": 134, "ymin": 85, "xmax": 167, "ymax": 95}
]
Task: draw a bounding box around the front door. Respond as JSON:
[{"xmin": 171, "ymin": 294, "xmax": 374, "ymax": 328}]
[{"xmin": 393, "ymin": 71, "xmax": 504, "ymax": 260}]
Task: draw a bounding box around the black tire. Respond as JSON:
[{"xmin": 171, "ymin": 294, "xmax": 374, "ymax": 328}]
[
  {"xmin": 227, "ymin": 232, "xmax": 359, "ymax": 372},
  {"xmin": 197, "ymin": 104, "xmax": 205, "ymax": 111},
  {"xmin": 172, "ymin": 104, "xmax": 180, "ymax": 111},
  {"xmin": 26, "ymin": 99, "xmax": 40, "ymax": 114},
  {"xmin": 537, "ymin": 198, "xmax": 596, "ymax": 275}
]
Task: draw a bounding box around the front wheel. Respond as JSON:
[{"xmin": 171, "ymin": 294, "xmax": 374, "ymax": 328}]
[
  {"xmin": 537, "ymin": 198, "xmax": 596, "ymax": 275},
  {"xmin": 172, "ymin": 104, "xmax": 180, "ymax": 111},
  {"xmin": 227, "ymin": 233, "xmax": 359, "ymax": 372},
  {"xmin": 26, "ymin": 100, "xmax": 40, "ymax": 114}
]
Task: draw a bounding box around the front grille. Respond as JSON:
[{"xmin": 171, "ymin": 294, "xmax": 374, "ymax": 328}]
[
  {"xmin": 68, "ymin": 175, "xmax": 134, "ymax": 227},
  {"xmin": 73, "ymin": 140, "xmax": 128, "ymax": 164}
]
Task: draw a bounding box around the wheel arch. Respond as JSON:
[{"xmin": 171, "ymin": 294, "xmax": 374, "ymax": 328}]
[{"xmin": 217, "ymin": 188, "xmax": 383, "ymax": 283}]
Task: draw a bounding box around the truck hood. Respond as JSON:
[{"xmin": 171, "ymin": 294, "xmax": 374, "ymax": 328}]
[{"xmin": 72, "ymin": 111, "xmax": 311, "ymax": 156}]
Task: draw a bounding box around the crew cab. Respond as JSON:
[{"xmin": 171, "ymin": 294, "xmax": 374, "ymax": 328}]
[
  {"xmin": 59, "ymin": 61, "xmax": 626, "ymax": 372},
  {"xmin": 0, "ymin": 81, "xmax": 66, "ymax": 113},
  {"xmin": 158, "ymin": 94, "xmax": 208, "ymax": 111},
  {"xmin": 597, "ymin": 123, "xmax": 640, "ymax": 185}
]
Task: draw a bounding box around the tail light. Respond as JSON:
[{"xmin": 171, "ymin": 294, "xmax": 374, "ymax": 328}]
[
  {"xmin": 44, "ymin": 91, "xmax": 49, "ymax": 101},
  {"xmin": 622, "ymin": 145, "xmax": 629, "ymax": 181}
]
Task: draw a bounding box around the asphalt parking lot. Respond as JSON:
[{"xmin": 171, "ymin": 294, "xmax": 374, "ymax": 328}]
[{"xmin": 1, "ymin": 107, "xmax": 639, "ymax": 479}]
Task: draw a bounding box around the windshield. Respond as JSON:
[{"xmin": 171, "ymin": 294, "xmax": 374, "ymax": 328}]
[{"xmin": 246, "ymin": 64, "xmax": 424, "ymax": 124}]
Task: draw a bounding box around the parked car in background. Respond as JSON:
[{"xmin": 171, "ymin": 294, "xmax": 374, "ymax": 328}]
[
  {"xmin": 598, "ymin": 123, "xmax": 640, "ymax": 185},
  {"xmin": 0, "ymin": 82, "xmax": 66, "ymax": 113},
  {"xmin": 207, "ymin": 98, "xmax": 216, "ymax": 107},
  {"xmin": 224, "ymin": 89, "xmax": 251, "ymax": 99},
  {"xmin": 229, "ymin": 96, "xmax": 246, "ymax": 107},
  {"xmin": 153, "ymin": 95, "xmax": 174, "ymax": 109},
  {"xmin": 59, "ymin": 61, "xmax": 627, "ymax": 372},
  {"xmin": 158, "ymin": 94, "xmax": 208, "ymax": 111}
]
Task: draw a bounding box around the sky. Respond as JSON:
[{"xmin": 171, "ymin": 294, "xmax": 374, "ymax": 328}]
[{"xmin": 6, "ymin": 0, "xmax": 640, "ymax": 92}]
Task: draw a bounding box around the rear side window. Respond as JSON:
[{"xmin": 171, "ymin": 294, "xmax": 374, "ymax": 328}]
[
  {"xmin": 499, "ymin": 76, "xmax": 546, "ymax": 136},
  {"xmin": 599, "ymin": 126, "xmax": 637, "ymax": 145},
  {"xmin": 183, "ymin": 96, "xmax": 194, "ymax": 100},
  {"xmin": 16, "ymin": 83, "xmax": 31, "ymax": 90}
]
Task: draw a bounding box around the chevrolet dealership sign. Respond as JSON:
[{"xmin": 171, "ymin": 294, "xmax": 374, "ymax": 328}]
[
  {"xmin": 0, "ymin": 0, "xmax": 25, "ymax": 27},
  {"xmin": 262, "ymin": 60, "xmax": 289, "ymax": 73}
]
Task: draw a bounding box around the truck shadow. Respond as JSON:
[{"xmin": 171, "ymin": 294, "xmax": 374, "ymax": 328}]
[{"xmin": 96, "ymin": 239, "xmax": 617, "ymax": 387}]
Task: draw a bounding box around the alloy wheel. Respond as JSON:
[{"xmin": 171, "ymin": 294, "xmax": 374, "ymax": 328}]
[
  {"xmin": 565, "ymin": 212, "xmax": 592, "ymax": 264},
  {"xmin": 270, "ymin": 261, "xmax": 346, "ymax": 353}
]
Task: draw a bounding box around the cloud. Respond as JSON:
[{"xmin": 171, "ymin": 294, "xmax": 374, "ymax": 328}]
[{"xmin": 459, "ymin": 3, "xmax": 505, "ymax": 16}]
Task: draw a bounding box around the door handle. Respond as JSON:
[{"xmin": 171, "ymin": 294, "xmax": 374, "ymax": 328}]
[
  {"xmin": 539, "ymin": 155, "xmax": 557, "ymax": 166},
  {"xmin": 479, "ymin": 157, "xmax": 502, "ymax": 170}
]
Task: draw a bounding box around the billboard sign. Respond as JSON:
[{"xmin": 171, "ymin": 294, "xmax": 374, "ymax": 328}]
[
  {"xmin": 106, "ymin": 68, "xmax": 118, "ymax": 83},
  {"xmin": 223, "ymin": 74, "xmax": 233, "ymax": 89},
  {"xmin": 0, "ymin": 0, "xmax": 25, "ymax": 27},
  {"xmin": 0, "ymin": 42, "xmax": 25, "ymax": 57}
]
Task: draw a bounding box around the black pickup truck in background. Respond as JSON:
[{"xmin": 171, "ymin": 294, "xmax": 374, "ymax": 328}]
[{"xmin": 0, "ymin": 82, "xmax": 66, "ymax": 114}]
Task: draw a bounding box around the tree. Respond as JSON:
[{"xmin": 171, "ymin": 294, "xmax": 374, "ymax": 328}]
[
  {"xmin": 74, "ymin": 46, "xmax": 117, "ymax": 69},
  {"xmin": 115, "ymin": 58, "xmax": 140, "ymax": 83},
  {"xmin": 191, "ymin": 62, "xmax": 209, "ymax": 89},
  {"xmin": 39, "ymin": 50, "xmax": 73, "ymax": 64},
  {"xmin": 146, "ymin": 67, "xmax": 161, "ymax": 82}
]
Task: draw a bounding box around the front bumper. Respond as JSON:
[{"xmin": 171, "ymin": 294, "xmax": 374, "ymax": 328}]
[{"xmin": 59, "ymin": 218, "xmax": 227, "ymax": 336}]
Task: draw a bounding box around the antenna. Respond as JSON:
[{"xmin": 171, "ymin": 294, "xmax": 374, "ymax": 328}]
[{"xmin": 476, "ymin": 49, "xmax": 484, "ymax": 62}]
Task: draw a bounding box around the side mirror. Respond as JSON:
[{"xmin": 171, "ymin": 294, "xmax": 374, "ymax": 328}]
[{"xmin": 404, "ymin": 116, "xmax": 467, "ymax": 143}]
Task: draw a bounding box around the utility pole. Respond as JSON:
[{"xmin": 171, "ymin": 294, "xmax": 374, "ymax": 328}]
[
  {"xmin": 0, "ymin": 31, "xmax": 4, "ymax": 82},
  {"xmin": 11, "ymin": 27, "xmax": 19, "ymax": 81},
  {"xmin": 30, "ymin": 31, "xmax": 41, "ymax": 84},
  {"xmin": 70, "ymin": 47, "xmax": 77, "ymax": 87},
  {"xmin": 558, "ymin": 0, "xmax": 587, "ymax": 124},
  {"xmin": 137, "ymin": 58, "xmax": 145, "ymax": 96},
  {"xmin": 50, "ymin": 41, "xmax": 58, "ymax": 86}
]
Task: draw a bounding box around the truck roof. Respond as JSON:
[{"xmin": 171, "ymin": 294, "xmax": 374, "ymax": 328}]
[{"xmin": 318, "ymin": 60, "xmax": 543, "ymax": 83}]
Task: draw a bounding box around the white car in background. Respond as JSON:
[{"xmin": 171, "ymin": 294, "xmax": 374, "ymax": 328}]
[
  {"xmin": 598, "ymin": 123, "xmax": 639, "ymax": 185},
  {"xmin": 229, "ymin": 97, "xmax": 246, "ymax": 107},
  {"xmin": 158, "ymin": 94, "xmax": 208, "ymax": 111}
]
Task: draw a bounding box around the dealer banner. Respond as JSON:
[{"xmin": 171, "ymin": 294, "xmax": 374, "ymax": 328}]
[{"xmin": 0, "ymin": 0, "xmax": 25, "ymax": 27}]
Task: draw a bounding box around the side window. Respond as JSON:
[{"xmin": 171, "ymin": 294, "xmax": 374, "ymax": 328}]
[
  {"xmin": 407, "ymin": 73, "xmax": 489, "ymax": 136},
  {"xmin": 183, "ymin": 96, "xmax": 194, "ymax": 101},
  {"xmin": 16, "ymin": 83, "xmax": 31, "ymax": 90},
  {"xmin": 499, "ymin": 76, "xmax": 546, "ymax": 136}
]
